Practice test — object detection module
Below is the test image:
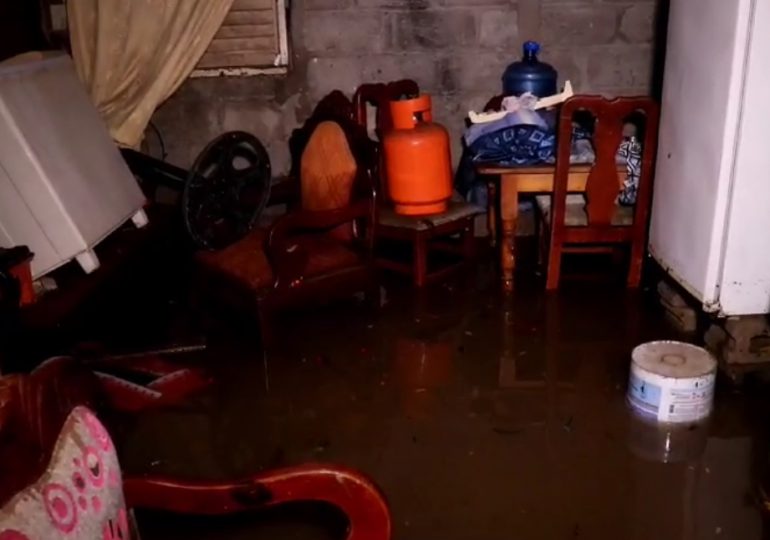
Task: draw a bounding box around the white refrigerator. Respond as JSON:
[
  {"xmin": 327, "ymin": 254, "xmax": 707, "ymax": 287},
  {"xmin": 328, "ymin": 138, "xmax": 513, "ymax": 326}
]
[{"xmin": 649, "ymin": 0, "xmax": 770, "ymax": 317}]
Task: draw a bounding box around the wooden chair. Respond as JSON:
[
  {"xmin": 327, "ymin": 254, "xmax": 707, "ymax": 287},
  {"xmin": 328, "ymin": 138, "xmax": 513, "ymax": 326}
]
[
  {"xmin": 0, "ymin": 357, "xmax": 392, "ymax": 539},
  {"xmin": 194, "ymin": 92, "xmax": 379, "ymax": 343},
  {"xmin": 353, "ymin": 81, "xmax": 481, "ymax": 287},
  {"xmin": 536, "ymin": 96, "xmax": 659, "ymax": 289}
]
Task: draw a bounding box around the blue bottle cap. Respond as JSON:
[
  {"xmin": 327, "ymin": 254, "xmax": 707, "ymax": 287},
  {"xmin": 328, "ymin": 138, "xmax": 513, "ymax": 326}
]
[{"xmin": 523, "ymin": 41, "xmax": 541, "ymax": 55}]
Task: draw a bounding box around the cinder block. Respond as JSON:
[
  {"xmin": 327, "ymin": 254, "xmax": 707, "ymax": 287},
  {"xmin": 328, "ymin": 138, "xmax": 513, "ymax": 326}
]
[
  {"xmin": 429, "ymin": 93, "xmax": 465, "ymax": 162},
  {"xmin": 518, "ymin": 0, "xmax": 542, "ymax": 42},
  {"xmin": 586, "ymin": 45, "xmax": 653, "ymax": 90},
  {"xmin": 442, "ymin": 0, "xmax": 508, "ymax": 6},
  {"xmin": 541, "ymin": 5, "xmax": 619, "ymax": 46},
  {"xmin": 479, "ymin": 8, "xmax": 519, "ymax": 49},
  {"xmin": 458, "ymin": 90, "xmax": 500, "ymax": 113},
  {"xmin": 392, "ymin": 11, "xmax": 476, "ymax": 50},
  {"xmin": 306, "ymin": 56, "xmax": 364, "ymax": 100},
  {"xmin": 222, "ymin": 102, "xmax": 280, "ymax": 136},
  {"xmin": 542, "ymin": 48, "xmax": 585, "ymax": 90},
  {"xmin": 360, "ymin": 54, "xmax": 441, "ymax": 92},
  {"xmin": 619, "ymin": 3, "xmax": 656, "ymax": 43},
  {"xmin": 706, "ymin": 315, "xmax": 770, "ymax": 367},
  {"xmin": 357, "ymin": 0, "xmax": 438, "ymax": 8},
  {"xmin": 152, "ymin": 93, "xmax": 224, "ymax": 169},
  {"xmin": 446, "ymin": 52, "xmax": 510, "ymax": 92},
  {"xmin": 221, "ymin": 97, "xmax": 300, "ymax": 175},
  {"xmin": 305, "ymin": 0, "xmax": 353, "ymax": 10},
  {"xmin": 182, "ymin": 74, "xmax": 282, "ymax": 101},
  {"xmin": 303, "ymin": 11, "xmax": 386, "ymax": 54},
  {"xmin": 593, "ymin": 87, "xmax": 652, "ymax": 97},
  {"xmin": 657, "ymin": 280, "xmax": 697, "ymax": 332}
]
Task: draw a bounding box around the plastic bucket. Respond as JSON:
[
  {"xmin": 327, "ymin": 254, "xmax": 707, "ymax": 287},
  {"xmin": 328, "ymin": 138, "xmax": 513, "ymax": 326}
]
[{"xmin": 627, "ymin": 341, "xmax": 717, "ymax": 423}]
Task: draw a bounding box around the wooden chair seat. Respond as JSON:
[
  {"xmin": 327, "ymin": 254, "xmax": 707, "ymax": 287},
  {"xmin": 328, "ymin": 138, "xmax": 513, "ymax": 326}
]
[
  {"xmin": 378, "ymin": 201, "xmax": 483, "ymax": 231},
  {"xmin": 196, "ymin": 228, "xmax": 362, "ymax": 293},
  {"xmin": 535, "ymin": 194, "xmax": 634, "ymax": 227}
]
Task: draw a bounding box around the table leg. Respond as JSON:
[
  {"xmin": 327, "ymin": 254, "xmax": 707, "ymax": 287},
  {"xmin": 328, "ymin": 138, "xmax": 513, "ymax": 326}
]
[
  {"xmin": 487, "ymin": 180, "xmax": 497, "ymax": 248},
  {"xmin": 413, "ymin": 233, "xmax": 427, "ymax": 287},
  {"xmin": 499, "ymin": 175, "xmax": 519, "ymax": 290}
]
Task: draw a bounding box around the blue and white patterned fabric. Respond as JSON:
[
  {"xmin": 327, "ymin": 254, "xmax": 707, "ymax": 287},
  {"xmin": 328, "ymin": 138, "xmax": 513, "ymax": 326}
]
[
  {"xmin": 468, "ymin": 124, "xmax": 593, "ymax": 167},
  {"xmin": 617, "ymin": 136, "xmax": 642, "ymax": 206},
  {"xmin": 466, "ymin": 127, "xmax": 643, "ymax": 206},
  {"xmin": 464, "ymin": 108, "xmax": 548, "ymax": 147}
]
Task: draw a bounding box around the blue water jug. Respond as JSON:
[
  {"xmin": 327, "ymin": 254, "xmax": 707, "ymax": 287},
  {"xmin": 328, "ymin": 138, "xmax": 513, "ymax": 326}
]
[{"xmin": 502, "ymin": 41, "xmax": 558, "ymax": 97}]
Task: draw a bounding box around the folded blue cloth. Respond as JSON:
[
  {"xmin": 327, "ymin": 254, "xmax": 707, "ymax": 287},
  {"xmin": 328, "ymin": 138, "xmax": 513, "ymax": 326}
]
[
  {"xmin": 464, "ymin": 109, "xmax": 548, "ymax": 147},
  {"xmin": 469, "ymin": 124, "xmax": 592, "ymax": 167}
]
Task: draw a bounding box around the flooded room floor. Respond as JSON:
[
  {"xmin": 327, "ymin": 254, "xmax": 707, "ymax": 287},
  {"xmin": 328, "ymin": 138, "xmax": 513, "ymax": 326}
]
[{"xmin": 115, "ymin": 272, "xmax": 770, "ymax": 539}]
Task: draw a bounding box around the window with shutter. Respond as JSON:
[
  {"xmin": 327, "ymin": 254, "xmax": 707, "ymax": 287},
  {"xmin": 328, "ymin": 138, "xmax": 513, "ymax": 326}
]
[{"xmin": 192, "ymin": 0, "xmax": 289, "ymax": 76}]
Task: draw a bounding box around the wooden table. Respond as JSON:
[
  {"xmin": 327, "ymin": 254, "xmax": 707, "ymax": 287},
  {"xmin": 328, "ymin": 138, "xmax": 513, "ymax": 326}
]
[{"xmin": 476, "ymin": 163, "xmax": 596, "ymax": 290}]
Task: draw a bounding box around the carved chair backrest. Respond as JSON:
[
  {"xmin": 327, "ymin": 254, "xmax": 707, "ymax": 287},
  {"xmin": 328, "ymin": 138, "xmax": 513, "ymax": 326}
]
[
  {"xmin": 353, "ymin": 80, "xmax": 419, "ymax": 136},
  {"xmin": 553, "ymin": 95, "xmax": 659, "ymax": 229},
  {"xmin": 289, "ymin": 90, "xmax": 377, "ymax": 205}
]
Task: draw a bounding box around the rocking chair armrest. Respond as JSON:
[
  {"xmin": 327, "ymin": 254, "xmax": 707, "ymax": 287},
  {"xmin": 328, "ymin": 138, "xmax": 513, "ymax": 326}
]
[{"xmin": 123, "ymin": 464, "xmax": 391, "ymax": 540}]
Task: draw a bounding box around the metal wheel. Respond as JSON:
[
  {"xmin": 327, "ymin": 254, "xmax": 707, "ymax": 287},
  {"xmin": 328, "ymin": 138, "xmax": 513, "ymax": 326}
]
[{"xmin": 183, "ymin": 131, "xmax": 271, "ymax": 250}]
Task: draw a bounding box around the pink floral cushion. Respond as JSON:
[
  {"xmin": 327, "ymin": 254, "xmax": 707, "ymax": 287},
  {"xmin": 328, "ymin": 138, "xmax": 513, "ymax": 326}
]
[{"xmin": 0, "ymin": 407, "xmax": 129, "ymax": 539}]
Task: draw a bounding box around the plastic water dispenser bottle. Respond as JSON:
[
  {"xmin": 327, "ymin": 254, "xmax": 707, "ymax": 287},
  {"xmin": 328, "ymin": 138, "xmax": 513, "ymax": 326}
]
[{"xmin": 502, "ymin": 41, "xmax": 558, "ymax": 97}]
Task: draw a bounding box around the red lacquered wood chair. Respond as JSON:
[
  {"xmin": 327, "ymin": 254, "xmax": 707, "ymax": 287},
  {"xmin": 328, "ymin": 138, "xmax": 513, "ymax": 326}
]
[
  {"xmin": 0, "ymin": 358, "xmax": 391, "ymax": 539},
  {"xmin": 194, "ymin": 91, "xmax": 379, "ymax": 342},
  {"xmin": 353, "ymin": 80, "xmax": 480, "ymax": 287},
  {"xmin": 536, "ymin": 96, "xmax": 659, "ymax": 289}
]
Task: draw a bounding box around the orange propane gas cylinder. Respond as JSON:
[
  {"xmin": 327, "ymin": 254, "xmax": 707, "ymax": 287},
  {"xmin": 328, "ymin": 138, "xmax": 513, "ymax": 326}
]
[{"xmin": 383, "ymin": 94, "xmax": 452, "ymax": 215}]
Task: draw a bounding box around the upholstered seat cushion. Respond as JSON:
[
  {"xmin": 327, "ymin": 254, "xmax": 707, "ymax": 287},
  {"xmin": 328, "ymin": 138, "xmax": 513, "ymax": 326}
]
[
  {"xmin": 535, "ymin": 194, "xmax": 634, "ymax": 227},
  {"xmin": 378, "ymin": 201, "xmax": 483, "ymax": 231},
  {"xmin": 196, "ymin": 228, "xmax": 274, "ymax": 290},
  {"xmin": 195, "ymin": 228, "xmax": 361, "ymax": 292},
  {"xmin": 0, "ymin": 406, "xmax": 129, "ymax": 539}
]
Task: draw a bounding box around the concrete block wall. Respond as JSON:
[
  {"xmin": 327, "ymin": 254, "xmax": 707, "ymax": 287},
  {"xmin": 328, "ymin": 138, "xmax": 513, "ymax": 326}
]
[{"xmin": 152, "ymin": 0, "xmax": 661, "ymax": 174}]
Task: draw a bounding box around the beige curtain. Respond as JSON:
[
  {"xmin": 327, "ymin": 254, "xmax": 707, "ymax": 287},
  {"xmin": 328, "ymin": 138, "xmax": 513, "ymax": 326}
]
[{"xmin": 68, "ymin": 0, "xmax": 234, "ymax": 148}]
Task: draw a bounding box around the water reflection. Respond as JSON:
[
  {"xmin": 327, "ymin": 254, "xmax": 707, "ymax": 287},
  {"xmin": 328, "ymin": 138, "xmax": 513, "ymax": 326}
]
[
  {"xmin": 392, "ymin": 337, "xmax": 454, "ymax": 418},
  {"xmin": 626, "ymin": 413, "xmax": 708, "ymax": 464}
]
